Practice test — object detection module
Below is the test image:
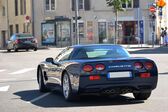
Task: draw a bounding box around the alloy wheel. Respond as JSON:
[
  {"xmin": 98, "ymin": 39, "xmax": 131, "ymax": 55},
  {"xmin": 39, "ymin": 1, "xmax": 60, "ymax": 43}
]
[
  {"xmin": 38, "ymin": 69, "xmax": 42, "ymax": 89},
  {"xmin": 63, "ymin": 74, "xmax": 70, "ymax": 99}
]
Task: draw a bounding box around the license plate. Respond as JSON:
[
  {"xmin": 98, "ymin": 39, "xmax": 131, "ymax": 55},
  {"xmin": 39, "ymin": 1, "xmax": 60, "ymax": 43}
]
[
  {"xmin": 107, "ymin": 71, "xmax": 132, "ymax": 79},
  {"xmin": 24, "ymin": 41, "xmax": 31, "ymax": 43}
]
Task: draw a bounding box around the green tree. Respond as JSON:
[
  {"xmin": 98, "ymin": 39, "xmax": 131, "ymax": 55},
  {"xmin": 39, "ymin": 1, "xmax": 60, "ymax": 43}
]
[{"xmin": 106, "ymin": 0, "xmax": 129, "ymax": 44}]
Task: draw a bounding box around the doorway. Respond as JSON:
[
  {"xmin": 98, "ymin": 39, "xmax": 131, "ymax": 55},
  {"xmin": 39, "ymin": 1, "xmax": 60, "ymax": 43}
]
[
  {"xmin": 1, "ymin": 31, "xmax": 6, "ymax": 48},
  {"xmin": 56, "ymin": 21, "xmax": 71, "ymax": 47},
  {"xmin": 123, "ymin": 21, "xmax": 137, "ymax": 44}
]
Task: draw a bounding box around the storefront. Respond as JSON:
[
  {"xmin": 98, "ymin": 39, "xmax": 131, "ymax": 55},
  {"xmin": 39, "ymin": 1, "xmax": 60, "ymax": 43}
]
[
  {"xmin": 41, "ymin": 17, "xmax": 71, "ymax": 47},
  {"xmin": 118, "ymin": 21, "xmax": 144, "ymax": 44},
  {"xmin": 97, "ymin": 20, "xmax": 144, "ymax": 44}
]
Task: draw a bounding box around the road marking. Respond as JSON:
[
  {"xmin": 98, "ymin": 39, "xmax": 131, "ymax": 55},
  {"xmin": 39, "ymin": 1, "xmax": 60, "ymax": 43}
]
[
  {"xmin": 0, "ymin": 85, "xmax": 10, "ymax": 92},
  {"xmin": 9, "ymin": 68, "xmax": 36, "ymax": 75},
  {"xmin": 26, "ymin": 92, "xmax": 51, "ymax": 103},
  {"xmin": 0, "ymin": 69, "xmax": 7, "ymax": 72},
  {"xmin": 151, "ymin": 97, "xmax": 168, "ymax": 100},
  {"xmin": 0, "ymin": 78, "xmax": 17, "ymax": 81}
]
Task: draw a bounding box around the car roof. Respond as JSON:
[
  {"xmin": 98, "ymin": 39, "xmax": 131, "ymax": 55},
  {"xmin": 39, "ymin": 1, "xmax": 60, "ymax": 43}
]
[
  {"xmin": 71, "ymin": 44, "xmax": 122, "ymax": 49},
  {"xmin": 14, "ymin": 33, "xmax": 33, "ymax": 36}
]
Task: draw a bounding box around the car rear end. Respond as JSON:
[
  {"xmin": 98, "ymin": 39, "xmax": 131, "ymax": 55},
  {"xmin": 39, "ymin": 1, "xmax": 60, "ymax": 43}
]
[
  {"xmin": 78, "ymin": 58, "xmax": 158, "ymax": 95},
  {"xmin": 14, "ymin": 34, "xmax": 37, "ymax": 50}
]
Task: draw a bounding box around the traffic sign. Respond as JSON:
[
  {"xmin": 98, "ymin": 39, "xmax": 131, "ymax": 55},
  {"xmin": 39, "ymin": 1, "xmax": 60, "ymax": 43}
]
[
  {"xmin": 149, "ymin": 6, "xmax": 156, "ymax": 12},
  {"xmin": 24, "ymin": 15, "xmax": 31, "ymax": 23},
  {"xmin": 157, "ymin": 0, "xmax": 166, "ymax": 7}
]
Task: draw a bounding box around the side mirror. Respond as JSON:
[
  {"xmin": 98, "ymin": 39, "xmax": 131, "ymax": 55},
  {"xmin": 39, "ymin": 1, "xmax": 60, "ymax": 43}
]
[
  {"xmin": 45, "ymin": 57, "xmax": 61, "ymax": 66},
  {"xmin": 46, "ymin": 57, "xmax": 54, "ymax": 63}
]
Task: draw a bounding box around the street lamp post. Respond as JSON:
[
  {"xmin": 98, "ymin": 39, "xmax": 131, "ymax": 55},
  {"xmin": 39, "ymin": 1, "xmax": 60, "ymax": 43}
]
[
  {"xmin": 6, "ymin": 0, "xmax": 10, "ymax": 40},
  {"xmin": 75, "ymin": 0, "xmax": 79, "ymax": 45}
]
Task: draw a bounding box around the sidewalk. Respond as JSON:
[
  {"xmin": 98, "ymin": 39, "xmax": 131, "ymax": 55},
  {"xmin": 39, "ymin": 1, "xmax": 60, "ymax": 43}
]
[
  {"xmin": 121, "ymin": 44, "xmax": 160, "ymax": 52},
  {"xmin": 0, "ymin": 44, "xmax": 164, "ymax": 52}
]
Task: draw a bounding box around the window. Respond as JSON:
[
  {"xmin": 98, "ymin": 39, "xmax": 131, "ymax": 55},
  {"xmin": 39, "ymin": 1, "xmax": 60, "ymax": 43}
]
[
  {"xmin": 10, "ymin": 25, "xmax": 13, "ymax": 36},
  {"xmin": 20, "ymin": 0, "xmax": 26, "ymax": 15},
  {"xmin": 24, "ymin": 0, "xmax": 26, "ymax": 14},
  {"xmin": 15, "ymin": 24, "xmax": 19, "ymax": 33},
  {"xmin": 98, "ymin": 22, "xmax": 107, "ymax": 43},
  {"xmin": 2, "ymin": 6, "xmax": 5, "ymax": 16},
  {"xmin": 16, "ymin": 34, "xmax": 33, "ymax": 39},
  {"xmin": 11, "ymin": 35, "xmax": 16, "ymax": 41},
  {"xmin": 122, "ymin": 0, "xmax": 133, "ymax": 9},
  {"xmin": 72, "ymin": 46, "xmax": 130, "ymax": 60},
  {"xmin": 79, "ymin": 0, "xmax": 84, "ymax": 9},
  {"xmin": 73, "ymin": 22, "xmax": 85, "ymax": 38},
  {"xmin": 57, "ymin": 48, "xmax": 74, "ymax": 61},
  {"xmin": 45, "ymin": 0, "xmax": 56, "ymax": 11},
  {"xmin": 15, "ymin": 0, "xmax": 18, "ymax": 16},
  {"xmin": 78, "ymin": 22, "xmax": 85, "ymax": 38},
  {"xmin": 133, "ymin": 0, "xmax": 139, "ymax": 8},
  {"xmin": 72, "ymin": 0, "xmax": 90, "ymax": 11}
]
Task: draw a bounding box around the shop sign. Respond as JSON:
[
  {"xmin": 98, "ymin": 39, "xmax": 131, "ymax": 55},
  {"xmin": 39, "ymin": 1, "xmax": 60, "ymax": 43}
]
[
  {"xmin": 139, "ymin": 20, "xmax": 144, "ymax": 44},
  {"xmin": 42, "ymin": 23, "xmax": 55, "ymax": 45}
]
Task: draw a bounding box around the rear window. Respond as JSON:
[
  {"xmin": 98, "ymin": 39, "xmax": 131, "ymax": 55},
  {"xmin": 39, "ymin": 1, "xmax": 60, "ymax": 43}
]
[
  {"xmin": 73, "ymin": 45, "xmax": 130, "ymax": 60},
  {"xmin": 16, "ymin": 34, "xmax": 33, "ymax": 39}
]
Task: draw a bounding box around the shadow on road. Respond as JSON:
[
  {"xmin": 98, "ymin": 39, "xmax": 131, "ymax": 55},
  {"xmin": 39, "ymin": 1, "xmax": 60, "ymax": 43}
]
[
  {"xmin": 0, "ymin": 50, "xmax": 32, "ymax": 53},
  {"xmin": 129, "ymin": 46, "xmax": 168, "ymax": 54},
  {"xmin": 159, "ymin": 72, "xmax": 168, "ymax": 75},
  {"xmin": 14, "ymin": 90, "xmax": 143, "ymax": 108}
]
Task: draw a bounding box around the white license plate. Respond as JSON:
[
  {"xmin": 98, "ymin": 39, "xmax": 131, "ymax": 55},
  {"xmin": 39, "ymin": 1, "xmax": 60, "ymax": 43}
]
[
  {"xmin": 25, "ymin": 41, "xmax": 31, "ymax": 43},
  {"xmin": 107, "ymin": 71, "xmax": 132, "ymax": 78}
]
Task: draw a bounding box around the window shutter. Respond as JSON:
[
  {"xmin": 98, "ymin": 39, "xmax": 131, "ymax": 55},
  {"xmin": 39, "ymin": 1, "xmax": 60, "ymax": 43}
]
[
  {"xmin": 84, "ymin": 0, "xmax": 90, "ymax": 11},
  {"xmin": 133, "ymin": 0, "xmax": 139, "ymax": 8},
  {"xmin": 72, "ymin": 0, "xmax": 75, "ymax": 11}
]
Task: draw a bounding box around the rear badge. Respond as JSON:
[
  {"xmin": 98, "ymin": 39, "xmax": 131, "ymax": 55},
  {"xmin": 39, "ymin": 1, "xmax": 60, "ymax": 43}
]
[{"xmin": 108, "ymin": 65, "xmax": 132, "ymax": 69}]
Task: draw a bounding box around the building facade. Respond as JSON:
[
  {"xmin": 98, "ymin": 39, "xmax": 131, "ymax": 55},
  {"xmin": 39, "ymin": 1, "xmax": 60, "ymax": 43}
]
[
  {"xmin": 1, "ymin": 0, "xmax": 167, "ymax": 48},
  {"xmin": 0, "ymin": 0, "xmax": 33, "ymax": 48},
  {"xmin": 33, "ymin": 0, "xmax": 166, "ymax": 47},
  {"xmin": 0, "ymin": 0, "xmax": 8, "ymax": 48}
]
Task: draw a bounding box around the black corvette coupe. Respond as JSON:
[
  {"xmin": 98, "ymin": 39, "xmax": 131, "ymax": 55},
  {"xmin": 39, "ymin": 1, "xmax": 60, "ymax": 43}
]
[{"xmin": 37, "ymin": 44, "xmax": 158, "ymax": 101}]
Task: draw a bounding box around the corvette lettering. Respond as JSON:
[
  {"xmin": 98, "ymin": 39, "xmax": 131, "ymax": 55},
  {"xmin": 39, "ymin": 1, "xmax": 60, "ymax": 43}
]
[{"xmin": 108, "ymin": 65, "xmax": 132, "ymax": 68}]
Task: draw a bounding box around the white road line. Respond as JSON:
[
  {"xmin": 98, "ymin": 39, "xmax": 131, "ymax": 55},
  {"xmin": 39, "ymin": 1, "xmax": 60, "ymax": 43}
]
[
  {"xmin": 26, "ymin": 92, "xmax": 51, "ymax": 103},
  {"xmin": 0, "ymin": 85, "xmax": 10, "ymax": 92},
  {"xmin": 0, "ymin": 69, "xmax": 7, "ymax": 73},
  {"xmin": 9, "ymin": 68, "xmax": 36, "ymax": 75},
  {"xmin": 151, "ymin": 97, "xmax": 168, "ymax": 100},
  {"xmin": 0, "ymin": 78, "xmax": 17, "ymax": 81}
]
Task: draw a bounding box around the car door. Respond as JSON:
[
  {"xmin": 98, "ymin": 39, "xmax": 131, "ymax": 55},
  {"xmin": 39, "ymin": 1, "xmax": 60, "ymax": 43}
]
[{"xmin": 46, "ymin": 47, "xmax": 74, "ymax": 86}]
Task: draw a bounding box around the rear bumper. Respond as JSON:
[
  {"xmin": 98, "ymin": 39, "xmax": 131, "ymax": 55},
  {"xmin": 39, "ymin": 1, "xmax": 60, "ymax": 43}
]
[
  {"xmin": 77, "ymin": 75, "xmax": 158, "ymax": 94},
  {"xmin": 16, "ymin": 43, "xmax": 37, "ymax": 49}
]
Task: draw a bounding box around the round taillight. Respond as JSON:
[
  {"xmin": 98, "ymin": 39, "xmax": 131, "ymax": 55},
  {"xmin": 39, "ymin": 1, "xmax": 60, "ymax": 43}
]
[
  {"xmin": 83, "ymin": 65, "xmax": 93, "ymax": 72},
  {"xmin": 95, "ymin": 64, "xmax": 105, "ymax": 71},
  {"xmin": 134, "ymin": 62, "xmax": 143, "ymax": 69},
  {"xmin": 144, "ymin": 62, "xmax": 153, "ymax": 70}
]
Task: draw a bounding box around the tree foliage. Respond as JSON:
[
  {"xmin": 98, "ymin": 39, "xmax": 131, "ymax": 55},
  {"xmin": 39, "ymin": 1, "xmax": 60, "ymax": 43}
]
[{"xmin": 106, "ymin": 0, "xmax": 129, "ymax": 12}]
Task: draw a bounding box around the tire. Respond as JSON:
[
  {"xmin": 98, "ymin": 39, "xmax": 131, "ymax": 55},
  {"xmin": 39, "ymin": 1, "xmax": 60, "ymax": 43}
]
[
  {"xmin": 14, "ymin": 46, "xmax": 18, "ymax": 52},
  {"xmin": 62, "ymin": 72, "xmax": 78, "ymax": 101},
  {"xmin": 34, "ymin": 48, "xmax": 37, "ymax": 51},
  {"xmin": 38, "ymin": 67, "xmax": 48, "ymax": 92},
  {"xmin": 133, "ymin": 91, "xmax": 151, "ymax": 100},
  {"xmin": 7, "ymin": 49, "xmax": 11, "ymax": 52}
]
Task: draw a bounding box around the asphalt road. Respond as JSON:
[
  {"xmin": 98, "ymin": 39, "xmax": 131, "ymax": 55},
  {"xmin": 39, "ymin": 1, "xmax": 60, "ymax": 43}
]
[{"xmin": 0, "ymin": 47, "xmax": 168, "ymax": 112}]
